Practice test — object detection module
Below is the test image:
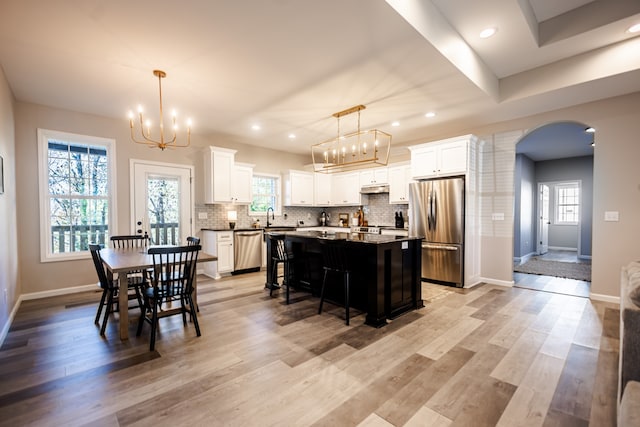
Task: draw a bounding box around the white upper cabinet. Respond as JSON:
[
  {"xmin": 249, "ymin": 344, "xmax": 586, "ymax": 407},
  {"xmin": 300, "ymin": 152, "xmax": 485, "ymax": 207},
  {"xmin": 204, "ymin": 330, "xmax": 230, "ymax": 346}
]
[
  {"xmin": 283, "ymin": 170, "xmax": 314, "ymax": 206},
  {"xmin": 388, "ymin": 163, "xmax": 411, "ymax": 204},
  {"xmin": 204, "ymin": 146, "xmax": 235, "ymax": 204},
  {"xmin": 204, "ymin": 146, "xmax": 253, "ymax": 204},
  {"xmin": 332, "ymin": 171, "xmax": 361, "ymax": 205},
  {"xmin": 314, "ymin": 172, "xmax": 332, "ymax": 206},
  {"xmin": 233, "ymin": 163, "xmax": 254, "ymax": 204},
  {"xmin": 409, "ymin": 136, "xmax": 469, "ymax": 179},
  {"xmin": 359, "ymin": 167, "xmax": 388, "ymax": 186}
]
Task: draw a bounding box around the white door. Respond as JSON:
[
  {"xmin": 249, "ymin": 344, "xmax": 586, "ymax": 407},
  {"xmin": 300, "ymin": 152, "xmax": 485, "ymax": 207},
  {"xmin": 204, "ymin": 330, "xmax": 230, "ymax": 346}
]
[
  {"xmin": 132, "ymin": 160, "xmax": 193, "ymax": 245},
  {"xmin": 537, "ymin": 183, "xmax": 550, "ymax": 255}
]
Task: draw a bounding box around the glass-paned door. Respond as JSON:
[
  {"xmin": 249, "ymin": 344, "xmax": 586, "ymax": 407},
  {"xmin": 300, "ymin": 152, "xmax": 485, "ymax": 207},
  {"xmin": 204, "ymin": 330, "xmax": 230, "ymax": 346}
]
[{"xmin": 132, "ymin": 161, "xmax": 192, "ymax": 245}]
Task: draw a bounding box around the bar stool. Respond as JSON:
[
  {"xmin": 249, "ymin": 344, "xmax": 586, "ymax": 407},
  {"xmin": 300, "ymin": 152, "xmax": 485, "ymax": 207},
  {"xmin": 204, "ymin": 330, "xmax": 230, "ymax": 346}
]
[
  {"xmin": 318, "ymin": 238, "xmax": 352, "ymax": 325},
  {"xmin": 268, "ymin": 233, "xmax": 295, "ymax": 304}
]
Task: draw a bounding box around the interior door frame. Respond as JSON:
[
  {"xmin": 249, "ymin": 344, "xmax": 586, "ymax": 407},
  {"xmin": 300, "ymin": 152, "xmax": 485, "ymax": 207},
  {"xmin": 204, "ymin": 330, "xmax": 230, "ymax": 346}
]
[
  {"xmin": 537, "ymin": 182, "xmax": 550, "ymax": 255},
  {"xmin": 129, "ymin": 159, "xmax": 194, "ymax": 241}
]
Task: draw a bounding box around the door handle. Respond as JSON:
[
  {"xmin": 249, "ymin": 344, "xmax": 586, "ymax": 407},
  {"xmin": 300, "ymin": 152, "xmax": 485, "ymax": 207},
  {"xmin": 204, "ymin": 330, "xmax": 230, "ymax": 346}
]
[{"xmin": 422, "ymin": 243, "xmax": 459, "ymax": 251}]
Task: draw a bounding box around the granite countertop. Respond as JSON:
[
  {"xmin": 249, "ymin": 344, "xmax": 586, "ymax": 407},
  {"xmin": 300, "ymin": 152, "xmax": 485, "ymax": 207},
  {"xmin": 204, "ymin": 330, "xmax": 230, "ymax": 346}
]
[{"xmin": 279, "ymin": 230, "xmax": 421, "ymax": 244}]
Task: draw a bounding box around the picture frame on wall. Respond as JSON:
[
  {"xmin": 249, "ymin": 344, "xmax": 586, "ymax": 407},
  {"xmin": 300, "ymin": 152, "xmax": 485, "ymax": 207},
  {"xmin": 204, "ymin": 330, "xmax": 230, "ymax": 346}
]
[{"xmin": 0, "ymin": 155, "xmax": 4, "ymax": 194}]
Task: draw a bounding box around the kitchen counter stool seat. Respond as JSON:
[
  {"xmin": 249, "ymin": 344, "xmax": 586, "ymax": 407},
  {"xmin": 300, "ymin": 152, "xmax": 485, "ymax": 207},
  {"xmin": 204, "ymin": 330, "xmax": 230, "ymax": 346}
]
[
  {"xmin": 318, "ymin": 238, "xmax": 352, "ymax": 325},
  {"xmin": 268, "ymin": 233, "xmax": 296, "ymax": 304}
]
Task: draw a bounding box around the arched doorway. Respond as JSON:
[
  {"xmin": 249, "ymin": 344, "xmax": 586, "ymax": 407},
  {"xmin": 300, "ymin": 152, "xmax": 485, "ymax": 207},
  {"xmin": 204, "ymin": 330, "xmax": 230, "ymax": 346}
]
[{"xmin": 512, "ymin": 121, "xmax": 594, "ymax": 297}]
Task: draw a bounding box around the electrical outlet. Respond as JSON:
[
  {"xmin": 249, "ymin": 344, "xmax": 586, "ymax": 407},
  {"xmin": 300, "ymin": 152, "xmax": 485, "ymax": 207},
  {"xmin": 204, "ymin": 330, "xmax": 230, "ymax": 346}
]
[{"xmin": 307, "ymin": 213, "xmax": 311, "ymax": 219}]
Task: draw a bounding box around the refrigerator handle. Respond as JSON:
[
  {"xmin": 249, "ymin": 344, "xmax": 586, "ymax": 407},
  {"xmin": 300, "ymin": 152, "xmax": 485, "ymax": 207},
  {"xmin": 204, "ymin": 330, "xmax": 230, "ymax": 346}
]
[
  {"xmin": 432, "ymin": 190, "xmax": 437, "ymax": 230},
  {"xmin": 427, "ymin": 191, "xmax": 435, "ymax": 231}
]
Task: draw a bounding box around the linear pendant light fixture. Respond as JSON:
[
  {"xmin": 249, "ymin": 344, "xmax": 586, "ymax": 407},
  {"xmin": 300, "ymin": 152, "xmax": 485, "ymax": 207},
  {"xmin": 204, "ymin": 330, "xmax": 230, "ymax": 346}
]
[
  {"xmin": 311, "ymin": 104, "xmax": 391, "ymax": 173},
  {"xmin": 128, "ymin": 70, "xmax": 192, "ymax": 150}
]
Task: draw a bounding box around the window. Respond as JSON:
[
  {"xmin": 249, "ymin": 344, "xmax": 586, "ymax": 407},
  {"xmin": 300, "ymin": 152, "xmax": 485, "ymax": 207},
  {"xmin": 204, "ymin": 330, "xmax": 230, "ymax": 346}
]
[
  {"xmin": 38, "ymin": 129, "xmax": 116, "ymax": 262},
  {"xmin": 249, "ymin": 173, "xmax": 280, "ymax": 216},
  {"xmin": 555, "ymin": 182, "xmax": 580, "ymax": 225}
]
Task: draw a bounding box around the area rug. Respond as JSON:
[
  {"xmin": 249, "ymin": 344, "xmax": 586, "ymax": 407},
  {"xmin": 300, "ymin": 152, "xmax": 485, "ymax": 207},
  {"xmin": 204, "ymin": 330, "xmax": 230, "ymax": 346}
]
[{"xmin": 514, "ymin": 258, "xmax": 591, "ymax": 282}]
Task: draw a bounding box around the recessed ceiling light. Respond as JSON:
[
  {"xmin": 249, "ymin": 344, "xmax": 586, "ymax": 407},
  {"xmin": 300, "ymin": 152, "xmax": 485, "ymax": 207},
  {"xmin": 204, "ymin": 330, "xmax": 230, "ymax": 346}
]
[
  {"xmin": 251, "ymin": 124, "xmax": 261, "ymax": 131},
  {"xmin": 288, "ymin": 133, "xmax": 296, "ymax": 139},
  {"xmin": 585, "ymin": 127, "xmax": 595, "ymax": 133},
  {"xmin": 391, "ymin": 121, "xmax": 400, "ymax": 127},
  {"xmin": 425, "ymin": 112, "xmax": 436, "ymax": 118},
  {"xmin": 628, "ymin": 23, "xmax": 640, "ymax": 33},
  {"xmin": 479, "ymin": 27, "xmax": 497, "ymax": 39}
]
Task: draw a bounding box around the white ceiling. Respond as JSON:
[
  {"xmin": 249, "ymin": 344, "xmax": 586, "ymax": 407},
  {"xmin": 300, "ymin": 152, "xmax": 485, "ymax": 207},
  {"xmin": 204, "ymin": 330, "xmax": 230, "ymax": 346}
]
[{"xmin": 0, "ymin": 0, "xmax": 638, "ymax": 158}]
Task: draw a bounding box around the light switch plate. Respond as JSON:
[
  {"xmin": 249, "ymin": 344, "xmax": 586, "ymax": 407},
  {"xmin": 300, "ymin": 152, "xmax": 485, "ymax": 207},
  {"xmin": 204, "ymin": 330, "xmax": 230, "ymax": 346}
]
[
  {"xmin": 492, "ymin": 213, "xmax": 505, "ymax": 221},
  {"xmin": 604, "ymin": 211, "xmax": 619, "ymax": 221},
  {"xmin": 198, "ymin": 212, "xmax": 208, "ymax": 220}
]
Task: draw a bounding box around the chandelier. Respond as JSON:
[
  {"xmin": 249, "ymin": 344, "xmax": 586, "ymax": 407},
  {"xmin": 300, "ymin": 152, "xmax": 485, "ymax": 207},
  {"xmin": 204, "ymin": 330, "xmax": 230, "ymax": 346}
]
[
  {"xmin": 128, "ymin": 70, "xmax": 192, "ymax": 150},
  {"xmin": 311, "ymin": 104, "xmax": 391, "ymax": 173}
]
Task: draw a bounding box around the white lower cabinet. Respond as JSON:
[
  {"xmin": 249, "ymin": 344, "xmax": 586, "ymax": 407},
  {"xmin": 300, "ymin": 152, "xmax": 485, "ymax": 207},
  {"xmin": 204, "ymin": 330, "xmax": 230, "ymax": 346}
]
[{"xmin": 202, "ymin": 230, "xmax": 234, "ymax": 279}]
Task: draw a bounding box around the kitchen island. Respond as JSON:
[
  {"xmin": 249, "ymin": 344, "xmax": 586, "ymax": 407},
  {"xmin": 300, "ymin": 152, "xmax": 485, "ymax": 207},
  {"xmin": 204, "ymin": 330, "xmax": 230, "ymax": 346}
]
[{"xmin": 266, "ymin": 230, "xmax": 423, "ymax": 327}]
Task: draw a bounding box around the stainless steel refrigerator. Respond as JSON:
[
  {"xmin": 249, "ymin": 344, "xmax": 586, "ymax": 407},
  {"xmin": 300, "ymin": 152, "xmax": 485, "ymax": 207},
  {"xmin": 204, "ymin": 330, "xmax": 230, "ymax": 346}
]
[{"xmin": 409, "ymin": 177, "xmax": 464, "ymax": 287}]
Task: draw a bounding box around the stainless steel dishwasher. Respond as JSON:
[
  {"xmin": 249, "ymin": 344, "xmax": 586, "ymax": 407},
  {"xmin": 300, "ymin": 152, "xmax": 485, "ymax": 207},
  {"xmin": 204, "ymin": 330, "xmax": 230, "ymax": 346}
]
[{"xmin": 234, "ymin": 230, "xmax": 263, "ymax": 273}]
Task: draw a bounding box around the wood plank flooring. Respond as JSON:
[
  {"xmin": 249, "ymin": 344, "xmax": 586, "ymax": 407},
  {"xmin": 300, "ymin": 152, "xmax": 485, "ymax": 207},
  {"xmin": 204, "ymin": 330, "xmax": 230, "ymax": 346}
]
[{"xmin": 0, "ymin": 272, "xmax": 619, "ymax": 426}]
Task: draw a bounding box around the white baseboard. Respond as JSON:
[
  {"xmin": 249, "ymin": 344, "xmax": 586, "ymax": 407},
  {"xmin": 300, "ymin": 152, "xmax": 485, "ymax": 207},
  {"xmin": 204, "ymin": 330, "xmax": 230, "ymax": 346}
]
[
  {"xmin": 479, "ymin": 277, "xmax": 514, "ymax": 287},
  {"xmin": 590, "ymin": 292, "xmax": 620, "ymax": 305},
  {"xmin": 20, "ymin": 283, "xmax": 97, "ymax": 301},
  {"xmin": 548, "ymin": 246, "xmax": 577, "ymax": 251},
  {"xmin": 0, "ymin": 295, "xmax": 23, "ymax": 348}
]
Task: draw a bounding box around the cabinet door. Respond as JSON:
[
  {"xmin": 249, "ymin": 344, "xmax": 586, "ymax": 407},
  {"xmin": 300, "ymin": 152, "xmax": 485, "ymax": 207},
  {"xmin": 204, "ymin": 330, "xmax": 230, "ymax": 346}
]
[
  {"xmin": 202, "ymin": 231, "xmax": 219, "ymax": 278},
  {"xmin": 438, "ymin": 140, "xmax": 467, "ymax": 176},
  {"xmin": 389, "ymin": 165, "xmax": 410, "ymax": 204},
  {"xmin": 332, "ymin": 172, "xmax": 360, "ymax": 205},
  {"xmin": 232, "ymin": 165, "xmax": 253, "ymax": 203},
  {"xmin": 204, "ymin": 147, "xmax": 235, "ymax": 203},
  {"xmin": 411, "ymin": 145, "xmax": 438, "ymax": 179},
  {"xmin": 360, "ymin": 167, "xmax": 388, "ymax": 185},
  {"xmin": 314, "ymin": 172, "xmax": 332, "ymax": 206},
  {"xmin": 217, "ymin": 232, "xmax": 234, "ymax": 273},
  {"xmin": 285, "ymin": 171, "xmax": 313, "ymax": 205}
]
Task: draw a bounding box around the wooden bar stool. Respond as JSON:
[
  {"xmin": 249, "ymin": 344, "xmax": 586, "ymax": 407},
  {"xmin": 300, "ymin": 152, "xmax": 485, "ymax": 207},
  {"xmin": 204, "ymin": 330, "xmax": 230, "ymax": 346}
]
[{"xmin": 318, "ymin": 238, "xmax": 352, "ymax": 325}]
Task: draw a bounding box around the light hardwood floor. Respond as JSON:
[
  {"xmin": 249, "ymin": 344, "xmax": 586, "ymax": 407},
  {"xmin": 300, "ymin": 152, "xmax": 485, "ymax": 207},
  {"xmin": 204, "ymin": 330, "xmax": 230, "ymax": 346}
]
[{"xmin": 0, "ymin": 272, "xmax": 618, "ymax": 426}]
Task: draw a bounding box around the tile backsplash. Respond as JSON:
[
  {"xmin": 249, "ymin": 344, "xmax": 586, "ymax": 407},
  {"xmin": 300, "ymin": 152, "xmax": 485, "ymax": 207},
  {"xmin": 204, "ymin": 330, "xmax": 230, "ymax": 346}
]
[{"xmin": 195, "ymin": 193, "xmax": 408, "ymax": 230}]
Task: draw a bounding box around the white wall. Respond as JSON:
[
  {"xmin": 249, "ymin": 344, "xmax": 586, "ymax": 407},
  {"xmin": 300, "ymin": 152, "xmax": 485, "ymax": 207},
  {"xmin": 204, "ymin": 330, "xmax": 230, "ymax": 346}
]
[
  {"xmin": 14, "ymin": 102, "xmax": 309, "ymax": 295},
  {"xmin": 0, "ymin": 66, "xmax": 18, "ymax": 341},
  {"xmin": 12, "ymin": 91, "xmax": 640, "ymax": 302},
  {"xmin": 444, "ymin": 92, "xmax": 640, "ymax": 300}
]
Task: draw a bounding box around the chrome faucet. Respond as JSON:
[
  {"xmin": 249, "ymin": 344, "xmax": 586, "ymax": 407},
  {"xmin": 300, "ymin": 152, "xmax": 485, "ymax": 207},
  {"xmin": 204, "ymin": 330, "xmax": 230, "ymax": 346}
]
[{"xmin": 266, "ymin": 207, "xmax": 274, "ymax": 227}]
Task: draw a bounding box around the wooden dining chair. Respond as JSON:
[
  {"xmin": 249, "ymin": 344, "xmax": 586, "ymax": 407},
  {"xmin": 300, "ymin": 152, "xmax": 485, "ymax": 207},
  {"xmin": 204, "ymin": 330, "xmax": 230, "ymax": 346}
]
[
  {"xmin": 136, "ymin": 244, "xmax": 202, "ymax": 351},
  {"xmin": 110, "ymin": 234, "xmax": 149, "ymax": 249},
  {"xmin": 89, "ymin": 244, "xmax": 145, "ymax": 336},
  {"xmin": 186, "ymin": 236, "xmax": 200, "ymax": 246}
]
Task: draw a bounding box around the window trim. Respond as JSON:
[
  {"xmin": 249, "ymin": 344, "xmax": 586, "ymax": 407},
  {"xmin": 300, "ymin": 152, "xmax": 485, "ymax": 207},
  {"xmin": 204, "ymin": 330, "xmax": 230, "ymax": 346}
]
[
  {"xmin": 553, "ymin": 181, "xmax": 580, "ymax": 226},
  {"xmin": 37, "ymin": 128, "xmax": 118, "ymax": 262},
  {"xmin": 248, "ymin": 172, "xmax": 281, "ymax": 217}
]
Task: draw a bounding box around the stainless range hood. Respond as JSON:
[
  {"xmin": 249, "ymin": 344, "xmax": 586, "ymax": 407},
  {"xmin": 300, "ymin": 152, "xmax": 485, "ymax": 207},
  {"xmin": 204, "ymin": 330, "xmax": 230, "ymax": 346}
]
[{"xmin": 360, "ymin": 184, "xmax": 389, "ymax": 194}]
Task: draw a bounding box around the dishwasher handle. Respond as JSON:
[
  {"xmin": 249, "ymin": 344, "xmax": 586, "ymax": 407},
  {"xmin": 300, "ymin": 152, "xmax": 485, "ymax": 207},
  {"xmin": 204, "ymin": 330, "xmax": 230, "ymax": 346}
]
[{"xmin": 235, "ymin": 231, "xmax": 263, "ymax": 237}]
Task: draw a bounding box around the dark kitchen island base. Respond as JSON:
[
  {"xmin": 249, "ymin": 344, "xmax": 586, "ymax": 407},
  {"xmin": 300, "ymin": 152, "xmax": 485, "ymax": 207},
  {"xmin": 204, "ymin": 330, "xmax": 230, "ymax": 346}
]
[{"xmin": 266, "ymin": 231, "xmax": 424, "ymax": 327}]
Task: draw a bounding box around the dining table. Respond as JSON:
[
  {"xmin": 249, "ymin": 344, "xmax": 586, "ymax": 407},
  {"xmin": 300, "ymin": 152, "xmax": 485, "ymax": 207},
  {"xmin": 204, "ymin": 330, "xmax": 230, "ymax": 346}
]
[{"xmin": 99, "ymin": 246, "xmax": 217, "ymax": 340}]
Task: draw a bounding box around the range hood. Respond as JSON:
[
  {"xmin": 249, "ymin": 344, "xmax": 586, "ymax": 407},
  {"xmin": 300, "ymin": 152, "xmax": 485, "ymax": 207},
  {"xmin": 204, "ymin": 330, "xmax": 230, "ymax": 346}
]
[{"xmin": 360, "ymin": 184, "xmax": 389, "ymax": 194}]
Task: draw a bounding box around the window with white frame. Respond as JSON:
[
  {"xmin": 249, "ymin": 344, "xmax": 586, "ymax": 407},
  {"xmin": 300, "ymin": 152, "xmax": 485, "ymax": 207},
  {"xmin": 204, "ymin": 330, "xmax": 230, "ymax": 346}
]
[
  {"xmin": 555, "ymin": 182, "xmax": 580, "ymax": 225},
  {"xmin": 249, "ymin": 173, "xmax": 280, "ymax": 216},
  {"xmin": 38, "ymin": 129, "xmax": 116, "ymax": 262}
]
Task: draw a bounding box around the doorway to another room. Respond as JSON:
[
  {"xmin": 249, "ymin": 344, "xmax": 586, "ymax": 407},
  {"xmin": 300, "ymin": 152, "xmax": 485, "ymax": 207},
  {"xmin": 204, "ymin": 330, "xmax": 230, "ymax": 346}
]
[{"xmin": 512, "ymin": 122, "xmax": 594, "ymax": 298}]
